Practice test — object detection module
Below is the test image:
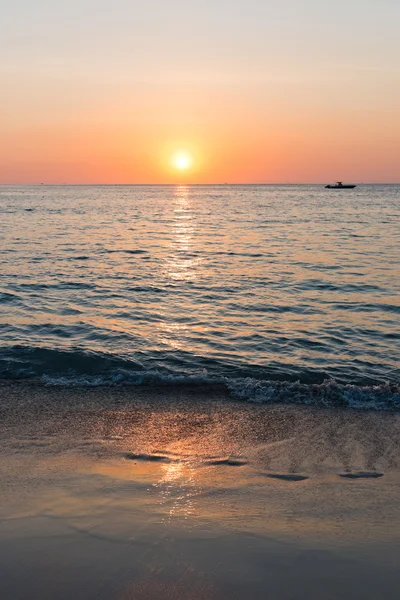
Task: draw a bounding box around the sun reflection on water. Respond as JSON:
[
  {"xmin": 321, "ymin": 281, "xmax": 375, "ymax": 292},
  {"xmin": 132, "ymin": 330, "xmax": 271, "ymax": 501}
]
[
  {"xmin": 166, "ymin": 185, "xmax": 199, "ymax": 283},
  {"xmin": 156, "ymin": 186, "xmax": 203, "ymax": 353}
]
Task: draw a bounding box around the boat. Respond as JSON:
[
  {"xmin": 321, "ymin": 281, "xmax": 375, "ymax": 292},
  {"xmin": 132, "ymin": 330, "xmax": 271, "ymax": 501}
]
[{"xmin": 325, "ymin": 182, "xmax": 356, "ymax": 189}]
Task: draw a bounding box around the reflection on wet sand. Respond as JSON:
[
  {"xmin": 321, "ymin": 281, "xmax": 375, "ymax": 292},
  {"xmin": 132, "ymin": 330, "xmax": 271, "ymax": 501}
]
[
  {"xmin": 155, "ymin": 458, "xmax": 200, "ymax": 521},
  {"xmin": 2, "ymin": 384, "xmax": 400, "ymax": 599},
  {"xmin": 3, "ymin": 383, "xmax": 400, "ymax": 480}
]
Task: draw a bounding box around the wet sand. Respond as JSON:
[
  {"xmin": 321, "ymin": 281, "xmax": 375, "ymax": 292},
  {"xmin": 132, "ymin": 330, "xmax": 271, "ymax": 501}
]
[{"xmin": 1, "ymin": 382, "xmax": 400, "ymax": 599}]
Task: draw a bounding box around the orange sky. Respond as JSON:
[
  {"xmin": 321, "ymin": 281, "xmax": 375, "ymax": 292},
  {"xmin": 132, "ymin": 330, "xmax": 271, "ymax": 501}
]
[{"xmin": 1, "ymin": 1, "xmax": 399, "ymax": 183}]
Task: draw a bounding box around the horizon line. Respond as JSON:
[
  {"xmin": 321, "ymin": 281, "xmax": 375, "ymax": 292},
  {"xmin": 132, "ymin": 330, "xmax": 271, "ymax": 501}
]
[{"xmin": 1, "ymin": 182, "xmax": 399, "ymax": 187}]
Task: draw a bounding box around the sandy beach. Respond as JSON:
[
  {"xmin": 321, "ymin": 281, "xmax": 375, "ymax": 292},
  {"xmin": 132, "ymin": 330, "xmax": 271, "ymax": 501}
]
[{"xmin": 1, "ymin": 382, "xmax": 400, "ymax": 599}]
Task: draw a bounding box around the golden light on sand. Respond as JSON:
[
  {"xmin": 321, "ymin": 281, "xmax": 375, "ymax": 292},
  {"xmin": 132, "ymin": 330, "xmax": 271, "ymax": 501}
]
[{"xmin": 172, "ymin": 151, "xmax": 193, "ymax": 171}]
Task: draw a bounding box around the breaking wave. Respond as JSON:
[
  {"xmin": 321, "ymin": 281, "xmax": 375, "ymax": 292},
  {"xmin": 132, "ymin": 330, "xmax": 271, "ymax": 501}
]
[{"xmin": 0, "ymin": 345, "xmax": 399, "ymax": 411}]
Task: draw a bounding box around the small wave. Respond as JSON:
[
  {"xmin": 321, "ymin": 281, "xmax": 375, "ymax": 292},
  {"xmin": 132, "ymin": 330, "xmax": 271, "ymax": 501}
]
[
  {"xmin": 213, "ymin": 251, "xmax": 263, "ymax": 258},
  {"xmin": 296, "ymin": 280, "xmax": 382, "ymax": 293},
  {"xmin": 0, "ymin": 291, "xmax": 21, "ymax": 304},
  {"xmin": 331, "ymin": 302, "xmax": 400, "ymax": 314},
  {"xmin": 0, "ymin": 346, "xmax": 399, "ymax": 411},
  {"xmin": 124, "ymin": 452, "xmax": 175, "ymax": 463},
  {"xmin": 18, "ymin": 281, "xmax": 94, "ymax": 291},
  {"xmin": 106, "ymin": 249, "xmax": 148, "ymax": 255},
  {"xmin": 225, "ymin": 377, "xmax": 400, "ymax": 411},
  {"xmin": 204, "ymin": 457, "xmax": 248, "ymax": 467}
]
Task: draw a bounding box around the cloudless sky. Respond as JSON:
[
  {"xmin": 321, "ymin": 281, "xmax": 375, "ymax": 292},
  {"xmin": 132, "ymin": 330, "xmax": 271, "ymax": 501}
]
[{"xmin": 1, "ymin": 0, "xmax": 399, "ymax": 183}]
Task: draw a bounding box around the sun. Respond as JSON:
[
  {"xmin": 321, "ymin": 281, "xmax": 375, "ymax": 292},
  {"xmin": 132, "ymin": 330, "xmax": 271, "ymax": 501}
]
[{"xmin": 172, "ymin": 152, "xmax": 193, "ymax": 171}]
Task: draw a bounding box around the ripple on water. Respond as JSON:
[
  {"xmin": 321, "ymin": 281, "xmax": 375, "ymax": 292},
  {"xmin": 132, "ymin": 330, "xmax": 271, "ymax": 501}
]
[
  {"xmin": 204, "ymin": 458, "xmax": 248, "ymax": 467},
  {"xmin": 0, "ymin": 184, "xmax": 399, "ymax": 392},
  {"xmin": 124, "ymin": 453, "xmax": 176, "ymax": 463}
]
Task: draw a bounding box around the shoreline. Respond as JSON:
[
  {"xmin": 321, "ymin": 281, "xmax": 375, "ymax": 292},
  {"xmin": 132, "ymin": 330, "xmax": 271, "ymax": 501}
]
[{"xmin": 1, "ymin": 375, "xmax": 399, "ymax": 412}]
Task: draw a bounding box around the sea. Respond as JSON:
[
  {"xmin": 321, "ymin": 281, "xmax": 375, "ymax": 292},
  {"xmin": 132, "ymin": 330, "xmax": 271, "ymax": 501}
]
[{"xmin": 1, "ymin": 184, "xmax": 399, "ymax": 410}]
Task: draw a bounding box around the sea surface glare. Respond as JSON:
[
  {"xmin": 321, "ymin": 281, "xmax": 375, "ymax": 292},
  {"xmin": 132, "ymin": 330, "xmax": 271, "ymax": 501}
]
[{"xmin": 0, "ymin": 184, "xmax": 399, "ymax": 409}]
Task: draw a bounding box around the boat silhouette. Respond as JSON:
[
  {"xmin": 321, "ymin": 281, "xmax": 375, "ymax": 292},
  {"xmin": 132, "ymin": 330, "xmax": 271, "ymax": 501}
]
[{"xmin": 325, "ymin": 181, "xmax": 356, "ymax": 189}]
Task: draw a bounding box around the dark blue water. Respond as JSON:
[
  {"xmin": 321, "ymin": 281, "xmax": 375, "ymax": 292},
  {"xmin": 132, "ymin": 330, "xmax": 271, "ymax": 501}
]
[{"xmin": 1, "ymin": 184, "xmax": 399, "ymax": 409}]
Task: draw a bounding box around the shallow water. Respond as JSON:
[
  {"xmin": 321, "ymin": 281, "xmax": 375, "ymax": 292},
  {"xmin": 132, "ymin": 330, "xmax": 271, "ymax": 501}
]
[{"xmin": 1, "ymin": 184, "xmax": 399, "ymax": 408}]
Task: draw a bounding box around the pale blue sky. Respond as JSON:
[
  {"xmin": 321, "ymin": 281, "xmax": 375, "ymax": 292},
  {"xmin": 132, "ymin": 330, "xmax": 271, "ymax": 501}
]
[{"xmin": 2, "ymin": 0, "xmax": 399, "ymax": 82}]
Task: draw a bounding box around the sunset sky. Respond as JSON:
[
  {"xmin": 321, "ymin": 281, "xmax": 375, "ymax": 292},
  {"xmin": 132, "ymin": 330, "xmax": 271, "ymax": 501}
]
[{"xmin": 1, "ymin": 0, "xmax": 399, "ymax": 184}]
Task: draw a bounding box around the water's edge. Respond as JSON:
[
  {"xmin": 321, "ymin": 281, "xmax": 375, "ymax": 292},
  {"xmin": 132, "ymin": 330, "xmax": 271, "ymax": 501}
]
[{"xmin": 1, "ymin": 345, "xmax": 399, "ymax": 411}]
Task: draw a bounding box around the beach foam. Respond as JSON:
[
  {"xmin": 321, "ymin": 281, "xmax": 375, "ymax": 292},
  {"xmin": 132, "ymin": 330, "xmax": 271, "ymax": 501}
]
[{"xmin": 1, "ymin": 344, "xmax": 399, "ymax": 410}]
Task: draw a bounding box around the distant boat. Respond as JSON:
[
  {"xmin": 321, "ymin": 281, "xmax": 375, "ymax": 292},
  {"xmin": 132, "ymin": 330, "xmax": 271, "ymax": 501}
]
[{"xmin": 325, "ymin": 181, "xmax": 356, "ymax": 189}]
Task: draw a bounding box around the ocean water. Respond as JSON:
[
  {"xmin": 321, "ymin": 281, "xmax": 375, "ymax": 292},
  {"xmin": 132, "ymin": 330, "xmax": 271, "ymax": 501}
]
[{"xmin": 1, "ymin": 184, "xmax": 399, "ymax": 409}]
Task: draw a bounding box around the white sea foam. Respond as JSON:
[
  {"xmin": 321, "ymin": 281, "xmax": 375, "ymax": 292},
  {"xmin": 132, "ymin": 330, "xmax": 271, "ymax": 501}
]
[{"xmin": 38, "ymin": 370, "xmax": 400, "ymax": 411}]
